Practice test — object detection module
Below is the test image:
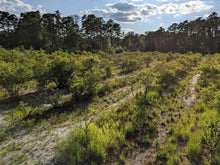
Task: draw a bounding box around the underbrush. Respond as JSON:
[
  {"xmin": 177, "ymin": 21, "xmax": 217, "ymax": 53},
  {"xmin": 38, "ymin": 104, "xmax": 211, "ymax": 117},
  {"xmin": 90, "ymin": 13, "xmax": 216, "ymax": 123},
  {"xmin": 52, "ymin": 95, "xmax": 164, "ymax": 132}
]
[
  {"xmin": 56, "ymin": 124, "xmax": 110, "ymax": 165},
  {"xmin": 5, "ymin": 102, "xmax": 40, "ymax": 123},
  {"xmin": 56, "ymin": 92, "xmax": 159, "ymax": 164},
  {"xmin": 159, "ymin": 54, "xmax": 220, "ymax": 165},
  {"xmin": 0, "ymin": 50, "xmax": 207, "ymax": 164},
  {"xmin": 55, "ymin": 52, "xmax": 204, "ymax": 164}
]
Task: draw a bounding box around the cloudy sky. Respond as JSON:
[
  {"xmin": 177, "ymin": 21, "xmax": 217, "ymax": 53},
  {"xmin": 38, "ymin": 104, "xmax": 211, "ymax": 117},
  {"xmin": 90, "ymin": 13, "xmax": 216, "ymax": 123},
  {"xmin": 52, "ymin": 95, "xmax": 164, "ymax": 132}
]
[{"xmin": 0, "ymin": 0, "xmax": 219, "ymax": 33}]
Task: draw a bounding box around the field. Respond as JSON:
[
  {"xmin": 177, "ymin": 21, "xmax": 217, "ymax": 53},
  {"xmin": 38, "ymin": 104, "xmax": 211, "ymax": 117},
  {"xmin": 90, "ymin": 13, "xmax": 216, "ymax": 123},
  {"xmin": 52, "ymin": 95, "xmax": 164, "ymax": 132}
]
[{"xmin": 0, "ymin": 48, "xmax": 219, "ymax": 165}]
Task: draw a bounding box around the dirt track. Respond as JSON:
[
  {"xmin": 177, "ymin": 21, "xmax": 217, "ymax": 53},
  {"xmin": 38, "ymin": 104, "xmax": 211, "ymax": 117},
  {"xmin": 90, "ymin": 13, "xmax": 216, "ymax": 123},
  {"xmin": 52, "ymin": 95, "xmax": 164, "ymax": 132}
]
[{"xmin": 126, "ymin": 73, "xmax": 201, "ymax": 165}]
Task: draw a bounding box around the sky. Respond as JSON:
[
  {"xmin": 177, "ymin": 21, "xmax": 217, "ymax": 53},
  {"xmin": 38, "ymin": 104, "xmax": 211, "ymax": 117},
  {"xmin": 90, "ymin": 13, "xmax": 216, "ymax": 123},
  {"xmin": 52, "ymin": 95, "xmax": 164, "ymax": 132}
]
[{"xmin": 0, "ymin": 0, "xmax": 219, "ymax": 34}]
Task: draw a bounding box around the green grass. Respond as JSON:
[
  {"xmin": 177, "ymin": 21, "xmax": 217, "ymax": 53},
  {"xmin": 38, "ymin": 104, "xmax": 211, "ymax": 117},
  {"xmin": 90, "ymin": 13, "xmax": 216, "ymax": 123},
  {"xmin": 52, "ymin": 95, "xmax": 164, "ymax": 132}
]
[
  {"xmin": 0, "ymin": 130, "xmax": 11, "ymax": 143},
  {"xmin": 186, "ymin": 133, "xmax": 202, "ymax": 162},
  {"xmin": 11, "ymin": 153, "xmax": 29, "ymax": 164},
  {"xmin": 1, "ymin": 51, "xmax": 216, "ymax": 164},
  {"xmin": 119, "ymin": 151, "xmax": 126, "ymax": 163},
  {"xmin": 7, "ymin": 142, "xmax": 24, "ymax": 152},
  {"xmin": 56, "ymin": 91, "xmax": 159, "ymax": 164},
  {"xmin": 56, "ymin": 124, "xmax": 110, "ymax": 165}
]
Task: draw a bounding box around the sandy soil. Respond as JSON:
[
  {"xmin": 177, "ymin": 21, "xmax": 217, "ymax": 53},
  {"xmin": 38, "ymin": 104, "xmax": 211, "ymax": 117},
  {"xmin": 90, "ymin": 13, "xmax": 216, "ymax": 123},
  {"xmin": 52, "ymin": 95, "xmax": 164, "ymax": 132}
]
[
  {"xmin": 126, "ymin": 73, "xmax": 201, "ymax": 165},
  {"xmin": 0, "ymin": 82, "xmax": 144, "ymax": 165},
  {"xmin": 183, "ymin": 73, "xmax": 201, "ymax": 109},
  {"xmin": 0, "ymin": 73, "xmax": 201, "ymax": 165}
]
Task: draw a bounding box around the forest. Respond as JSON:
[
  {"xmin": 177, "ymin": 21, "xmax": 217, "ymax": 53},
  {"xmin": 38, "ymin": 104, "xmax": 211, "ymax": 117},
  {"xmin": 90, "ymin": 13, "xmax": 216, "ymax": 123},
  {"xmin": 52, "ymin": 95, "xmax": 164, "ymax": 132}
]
[
  {"xmin": 0, "ymin": 9, "xmax": 220, "ymax": 165},
  {"xmin": 0, "ymin": 10, "xmax": 219, "ymax": 53}
]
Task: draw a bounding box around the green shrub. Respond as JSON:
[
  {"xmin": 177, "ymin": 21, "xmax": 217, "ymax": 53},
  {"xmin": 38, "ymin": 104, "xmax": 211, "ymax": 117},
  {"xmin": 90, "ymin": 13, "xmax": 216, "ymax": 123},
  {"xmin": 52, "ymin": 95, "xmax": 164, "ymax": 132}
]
[
  {"xmin": 0, "ymin": 130, "xmax": 7, "ymax": 143},
  {"xmin": 194, "ymin": 102, "xmax": 207, "ymax": 113},
  {"xmin": 142, "ymin": 134, "xmax": 152, "ymax": 146},
  {"xmin": 138, "ymin": 69, "xmax": 155, "ymax": 93},
  {"xmin": 215, "ymin": 93, "xmax": 220, "ymax": 112},
  {"xmin": 167, "ymin": 155, "xmax": 178, "ymax": 165},
  {"xmin": 156, "ymin": 147, "xmax": 168, "ymax": 162},
  {"xmin": 125, "ymin": 122, "xmax": 134, "ymax": 138},
  {"xmin": 165, "ymin": 53, "xmax": 173, "ymax": 62},
  {"xmin": 115, "ymin": 47, "xmax": 124, "ymax": 54},
  {"xmin": 145, "ymin": 91, "xmax": 160, "ymax": 105},
  {"xmin": 186, "ymin": 134, "xmax": 202, "ymax": 162},
  {"xmin": 107, "ymin": 49, "xmax": 114, "ymax": 54},
  {"xmin": 44, "ymin": 89, "xmax": 62, "ymax": 108},
  {"xmin": 166, "ymin": 144, "xmax": 178, "ymax": 165},
  {"xmin": 174, "ymin": 121, "xmax": 190, "ymax": 142},
  {"xmin": 121, "ymin": 58, "xmax": 140, "ymax": 73},
  {"xmin": 199, "ymin": 63, "xmax": 219, "ymax": 87},
  {"xmin": 158, "ymin": 69, "xmax": 177, "ymax": 90},
  {"xmin": 203, "ymin": 119, "xmax": 220, "ymax": 157},
  {"xmin": 104, "ymin": 66, "xmax": 112, "ymax": 78},
  {"xmin": 32, "ymin": 51, "xmax": 50, "ymax": 87},
  {"xmin": 0, "ymin": 61, "xmax": 33, "ymax": 96},
  {"xmin": 97, "ymin": 82, "xmax": 113, "ymax": 96},
  {"xmin": 161, "ymin": 120, "xmax": 166, "ymax": 126},
  {"xmin": 11, "ymin": 153, "xmax": 28, "ymax": 164},
  {"xmin": 143, "ymin": 56, "xmax": 153, "ymax": 67},
  {"xmin": 56, "ymin": 124, "xmax": 109, "ymax": 165},
  {"xmin": 119, "ymin": 152, "xmax": 126, "ymax": 163},
  {"xmin": 202, "ymin": 90, "xmax": 215, "ymax": 105},
  {"xmin": 49, "ymin": 55, "xmax": 77, "ymax": 89},
  {"xmin": 7, "ymin": 101, "xmax": 39, "ymax": 122},
  {"xmin": 70, "ymin": 68, "xmax": 102, "ymax": 100}
]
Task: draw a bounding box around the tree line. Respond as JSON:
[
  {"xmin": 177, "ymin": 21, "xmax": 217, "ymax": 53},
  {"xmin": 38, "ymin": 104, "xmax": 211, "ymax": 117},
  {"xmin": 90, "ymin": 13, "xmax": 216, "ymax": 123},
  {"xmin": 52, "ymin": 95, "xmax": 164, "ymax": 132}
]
[{"xmin": 0, "ymin": 10, "xmax": 219, "ymax": 53}]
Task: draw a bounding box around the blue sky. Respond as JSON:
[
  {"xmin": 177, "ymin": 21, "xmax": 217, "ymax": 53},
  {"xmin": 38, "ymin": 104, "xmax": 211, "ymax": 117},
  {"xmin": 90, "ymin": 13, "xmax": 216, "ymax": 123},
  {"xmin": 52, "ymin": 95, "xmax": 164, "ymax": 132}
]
[{"xmin": 0, "ymin": 0, "xmax": 219, "ymax": 34}]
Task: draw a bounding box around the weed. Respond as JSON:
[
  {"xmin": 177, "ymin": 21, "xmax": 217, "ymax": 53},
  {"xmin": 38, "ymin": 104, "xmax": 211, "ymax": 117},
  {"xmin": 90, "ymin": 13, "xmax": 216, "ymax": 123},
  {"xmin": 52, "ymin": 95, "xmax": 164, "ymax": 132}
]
[
  {"xmin": 194, "ymin": 102, "xmax": 207, "ymax": 113},
  {"xmin": 119, "ymin": 151, "xmax": 126, "ymax": 163},
  {"xmin": 142, "ymin": 134, "xmax": 153, "ymax": 146},
  {"xmin": 156, "ymin": 147, "xmax": 168, "ymax": 162},
  {"xmin": 11, "ymin": 153, "xmax": 28, "ymax": 164},
  {"xmin": 161, "ymin": 120, "xmax": 166, "ymax": 126},
  {"xmin": 56, "ymin": 124, "xmax": 109, "ymax": 165},
  {"xmin": 23, "ymin": 145, "xmax": 33, "ymax": 153},
  {"xmin": 44, "ymin": 90, "xmax": 62, "ymax": 108},
  {"xmin": 186, "ymin": 133, "xmax": 202, "ymax": 162},
  {"xmin": 7, "ymin": 142, "xmax": 23, "ymax": 152},
  {"xmin": 168, "ymin": 126, "xmax": 174, "ymax": 135},
  {"xmin": 170, "ymin": 116, "xmax": 175, "ymax": 122},
  {"xmin": 203, "ymin": 119, "xmax": 220, "ymax": 157},
  {"xmin": 6, "ymin": 101, "xmax": 40, "ymax": 124},
  {"xmin": 168, "ymin": 111, "xmax": 173, "ymax": 117},
  {"xmin": 186, "ymin": 87, "xmax": 190, "ymax": 97},
  {"xmin": 0, "ymin": 130, "xmax": 9, "ymax": 143},
  {"xmin": 125, "ymin": 122, "xmax": 134, "ymax": 138},
  {"xmin": 145, "ymin": 91, "xmax": 160, "ymax": 105}
]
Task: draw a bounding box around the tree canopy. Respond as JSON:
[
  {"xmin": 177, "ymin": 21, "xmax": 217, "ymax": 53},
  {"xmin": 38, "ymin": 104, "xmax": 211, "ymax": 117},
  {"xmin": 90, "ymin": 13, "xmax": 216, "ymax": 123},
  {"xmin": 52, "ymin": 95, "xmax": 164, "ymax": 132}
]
[{"xmin": 0, "ymin": 10, "xmax": 219, "ymax": 53}]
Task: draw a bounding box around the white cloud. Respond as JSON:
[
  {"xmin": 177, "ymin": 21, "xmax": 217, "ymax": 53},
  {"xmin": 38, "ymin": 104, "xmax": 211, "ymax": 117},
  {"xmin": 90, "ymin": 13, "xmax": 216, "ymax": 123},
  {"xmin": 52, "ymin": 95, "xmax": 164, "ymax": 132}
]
[
  {"xmin": 156, "ymin": 0, "xmax": 169, "ymax": 2},
  {"xmin": 81, "ymin": 1, "xmax": 214, "ymax": 23},
  {"xmin": 156, "ymin": 0, "xmax": 184, "ymax": 1},
  {"xmin": 82, "ymin": 2, "xmax": 158, "ymax": 23},
  {"xmin": 174, "ymin": 13, "xmax": 180, "ymax": 17},
  {"xmin": 156, "ymin": 0, "xmax": 182, "ymax": 2},
  {"xmin": 158, "ymin": 3, "xmax": 179, "ymax": 14},
  {"xmin": 36, "ymin": 4, "xmax": 46, "ymax": 14},
  {"xmin": 203, "ymin": 13, "xmax": 211, "ymax": 19},
  {"xmin": 121, "ymin": 28, "xmax": 134, "ymax": 33},
  {"xmin": 0, "ymin": 0, "xmax": 45, "ymax": 15},
  {"xmin": 158, "ymin": 1, "xmax": 213, "ymax": 15},
  {"xmin": 131, "ymin": 0, "xmax": 143, "ymax": 2},
  {"xmin": 178, "ymin": 1, "xmax": 213, "ymax": 15}
]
